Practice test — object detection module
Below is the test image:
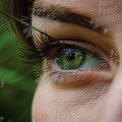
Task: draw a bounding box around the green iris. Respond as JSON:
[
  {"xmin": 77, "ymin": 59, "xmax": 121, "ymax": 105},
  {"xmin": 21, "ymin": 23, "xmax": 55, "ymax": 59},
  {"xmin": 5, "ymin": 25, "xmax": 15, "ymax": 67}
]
[
  {"xmin": 56, "ymin": 48, "xmax": 85, "ymax": 70},
  {"xmin": 56, "ymin": 48, "xmax": 102, "ymax": 70}
]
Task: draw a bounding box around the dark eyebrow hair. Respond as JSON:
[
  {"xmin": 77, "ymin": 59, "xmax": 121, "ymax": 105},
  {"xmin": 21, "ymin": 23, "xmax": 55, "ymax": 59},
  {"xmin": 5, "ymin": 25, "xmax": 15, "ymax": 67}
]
[{"xmin": 32, "ymin": 3, "xmax": 103, "ymax": 33}]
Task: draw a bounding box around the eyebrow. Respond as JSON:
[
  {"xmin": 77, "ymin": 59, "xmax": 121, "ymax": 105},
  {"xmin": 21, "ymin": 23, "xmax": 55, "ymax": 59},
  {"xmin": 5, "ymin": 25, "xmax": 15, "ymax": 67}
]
[{"xmin": 32, "ymin": 2, "xmax": 104, "ymax": 33}]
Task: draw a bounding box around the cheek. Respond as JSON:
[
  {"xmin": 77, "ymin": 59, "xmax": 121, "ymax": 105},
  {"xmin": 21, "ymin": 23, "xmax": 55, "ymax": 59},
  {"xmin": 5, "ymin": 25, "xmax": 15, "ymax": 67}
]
[
  {"xmin": 32, "ymin": 80, "xmax": 110, "ymax": 122},
  {"xmin": 32, "ymin": 85, "xmax": 56, "ymax": 122}
]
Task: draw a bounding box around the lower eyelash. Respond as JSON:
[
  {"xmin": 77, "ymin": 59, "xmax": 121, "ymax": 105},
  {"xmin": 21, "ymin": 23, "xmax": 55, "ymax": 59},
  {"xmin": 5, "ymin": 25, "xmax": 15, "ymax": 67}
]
[
  {"xmin": 43, "ymin": 65, "xmax": 112, "ymax": 86},
  {"xmin": 19, "ymin": 45, "xmax": 45, "ymax": 80}
]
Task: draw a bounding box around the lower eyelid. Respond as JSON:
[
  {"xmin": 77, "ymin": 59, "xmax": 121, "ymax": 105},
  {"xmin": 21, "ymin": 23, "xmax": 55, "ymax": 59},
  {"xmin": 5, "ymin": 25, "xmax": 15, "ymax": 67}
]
[{"xmin": 43, "ymin": 64, "xmax": 113, "ymax": 87}]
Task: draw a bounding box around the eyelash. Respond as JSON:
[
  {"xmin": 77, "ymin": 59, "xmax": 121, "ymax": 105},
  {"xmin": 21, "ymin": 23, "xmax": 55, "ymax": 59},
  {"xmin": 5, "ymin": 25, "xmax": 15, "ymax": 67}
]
[{"xmin": 20, "ymin": 32, "xmax": 110, "ymax": 83}]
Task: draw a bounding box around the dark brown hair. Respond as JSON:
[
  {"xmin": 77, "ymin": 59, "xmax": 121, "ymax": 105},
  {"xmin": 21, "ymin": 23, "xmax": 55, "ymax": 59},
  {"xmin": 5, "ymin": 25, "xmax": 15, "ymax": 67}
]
[{"xmin": 5, "ymin": 0, "xmax": 34, "ymax": 47}]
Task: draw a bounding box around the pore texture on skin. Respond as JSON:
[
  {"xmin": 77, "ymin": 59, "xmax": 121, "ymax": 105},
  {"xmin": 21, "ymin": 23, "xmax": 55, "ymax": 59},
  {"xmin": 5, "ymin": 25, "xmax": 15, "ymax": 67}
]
[{"xmin": 32, "ymin": 0, "xmax": 122, "ymax": 122}]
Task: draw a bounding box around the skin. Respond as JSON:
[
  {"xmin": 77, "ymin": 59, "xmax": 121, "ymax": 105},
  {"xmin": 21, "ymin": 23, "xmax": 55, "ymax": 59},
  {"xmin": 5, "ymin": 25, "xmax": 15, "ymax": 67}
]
[{"xmin": 31, "ymin": 0, "xmax": 122, "ymax": 122}]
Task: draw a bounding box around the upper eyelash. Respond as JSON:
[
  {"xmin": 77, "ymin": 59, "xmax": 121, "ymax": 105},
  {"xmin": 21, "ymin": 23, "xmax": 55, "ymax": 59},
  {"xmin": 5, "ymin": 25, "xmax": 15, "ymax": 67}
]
[
  {"xmin": 19, "ymin": 32, "xmax": 55, "ymax": 79},
  {"xmin": 20, "ymin": 32, "xmax": 109, "ymax": 68},
  {"xmin": 20, "ymin": 31, "xmax": 55, "ymax": 63}
]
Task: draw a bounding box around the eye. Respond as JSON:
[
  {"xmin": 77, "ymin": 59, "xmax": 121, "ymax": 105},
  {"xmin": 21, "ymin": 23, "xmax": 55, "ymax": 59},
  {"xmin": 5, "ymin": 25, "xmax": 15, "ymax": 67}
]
[
  {"xmin": 56, "ymin": 48, "xmax": 102, "ymax": 70},
  {"xmin": 46, "ymin": 39, "xmax": 112, "ymax": 85},
  {"xmin": 31, "ymin": 38, "xmax": 111, "ymax": 86}
]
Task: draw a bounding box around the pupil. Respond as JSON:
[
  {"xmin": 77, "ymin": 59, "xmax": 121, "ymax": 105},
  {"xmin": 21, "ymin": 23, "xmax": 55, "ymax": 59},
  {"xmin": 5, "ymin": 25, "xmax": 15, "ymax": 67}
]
[{"xmin": 67, "ymin": 52, "xmax": 76, "ymax": 60}]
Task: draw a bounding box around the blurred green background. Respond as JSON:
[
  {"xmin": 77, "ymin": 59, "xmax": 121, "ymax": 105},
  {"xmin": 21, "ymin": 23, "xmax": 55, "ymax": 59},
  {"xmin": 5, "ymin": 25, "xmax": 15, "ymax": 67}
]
[{"xmin": 0, "ymin": 1, "xmax": 36, "ymax": 122}]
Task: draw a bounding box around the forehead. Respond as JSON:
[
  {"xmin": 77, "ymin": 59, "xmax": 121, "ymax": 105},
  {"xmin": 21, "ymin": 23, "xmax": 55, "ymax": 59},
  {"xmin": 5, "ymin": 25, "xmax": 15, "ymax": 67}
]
[{"xmin": 34, "ymin": 0, "xmax": 121, "ymax": 18}]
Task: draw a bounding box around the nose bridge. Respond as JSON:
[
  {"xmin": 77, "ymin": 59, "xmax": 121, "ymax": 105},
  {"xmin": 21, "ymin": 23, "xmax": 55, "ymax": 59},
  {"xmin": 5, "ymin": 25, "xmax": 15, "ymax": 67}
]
[{"xmin": 101, "ymin": 67, "xmax": 122, "ymax": 122}]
